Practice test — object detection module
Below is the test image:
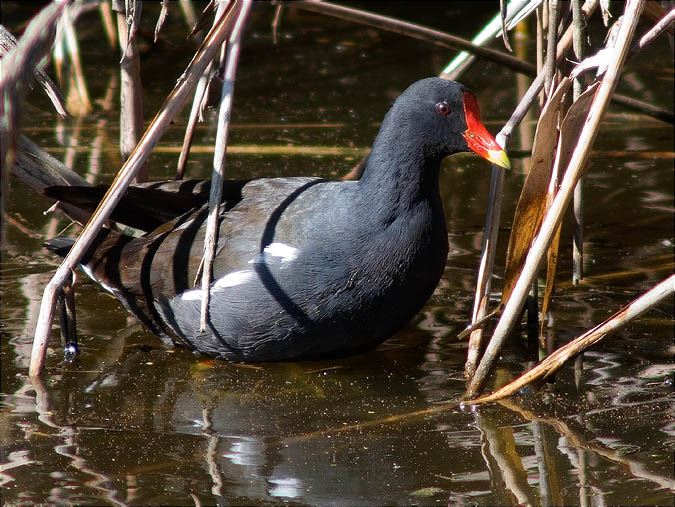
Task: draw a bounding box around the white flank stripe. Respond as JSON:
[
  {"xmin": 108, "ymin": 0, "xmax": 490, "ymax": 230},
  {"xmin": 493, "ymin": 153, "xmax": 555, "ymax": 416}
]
[
  {"xmin": 213, "ymin": 270, "xmax": 254, "ymax": 289},
  {"xmin": 180, "ymin": 270, "xmax": 254, "ymax": 301},
  {"xmin": 263, "ymin": 243, "xmax": 299, "ymax": 262},
  {"xmin": 180, "ymin": 289, "xmax": 202, "ymax": 301}
]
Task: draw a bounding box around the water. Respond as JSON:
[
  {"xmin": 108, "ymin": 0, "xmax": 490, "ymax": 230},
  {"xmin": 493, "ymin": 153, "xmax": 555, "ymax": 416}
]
[{"xmin": 1, "ymin": 2, "xmax": 673, "ymax": 505}]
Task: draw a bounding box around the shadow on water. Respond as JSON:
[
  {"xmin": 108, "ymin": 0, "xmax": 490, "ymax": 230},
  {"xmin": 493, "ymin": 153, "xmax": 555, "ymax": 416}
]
[{"xmin": 1, "ymin": 1, "xmax": 673, "ymax": 505}]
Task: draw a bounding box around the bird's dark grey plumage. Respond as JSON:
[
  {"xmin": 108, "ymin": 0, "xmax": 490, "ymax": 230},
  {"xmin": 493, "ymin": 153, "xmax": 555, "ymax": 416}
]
[{"xmin": 45, "ymin": 78, "xmax": 508, "ymax": 361}]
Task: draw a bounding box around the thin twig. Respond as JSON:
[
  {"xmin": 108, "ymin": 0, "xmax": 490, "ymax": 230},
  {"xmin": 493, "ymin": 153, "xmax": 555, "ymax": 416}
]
[
  {"xmin": 292, "ymin": 0, "xmax": 537, "ymax": 76},
  {"xmin": 611, "ymin": 93, "xmax": 674, "ymax": 124},
  {"xmin": 473, "ymin": 274, "xmax": 674, "ymax": 403},
  {"xmin": 28, "ymin": 0, "xmax": 239, "ymax": 377},
  {"xmin": 155, "ymin": 0, "xmax": 170, "ymax": 43},
  {"xmin": 176, "ymin": 61, "xmax": 214, "ymax": 179},
  {"xmin": 199, "ymin": 0, "xmax": 251, "ymax": 332},
  {"xmin": 457, "ymin": 304, "xmax": 503, "ymax": 340},
  {"xmin": 272, "ymin": 2, "xmax": 283, "ymax": 45},
  {"xmin": 466, "ymin": 0, "xmax": 647, "ymax": 399}
]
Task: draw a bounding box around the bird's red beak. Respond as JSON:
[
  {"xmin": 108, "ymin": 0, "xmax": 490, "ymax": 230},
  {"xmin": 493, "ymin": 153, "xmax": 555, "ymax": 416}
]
[{"xmin": 462, "ymin": 92, "xmax": 510, "ymax": 169}]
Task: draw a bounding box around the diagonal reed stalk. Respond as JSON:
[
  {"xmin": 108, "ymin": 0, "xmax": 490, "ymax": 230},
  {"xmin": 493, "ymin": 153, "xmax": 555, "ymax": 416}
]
[
  {"xmin": 473, "ymin": 274, "xmax": 675, "ymax": 403},
  {"xmin": 28, "ymin": 0, "xmax": 239, "ymax": 377},
  {"xmin": 466, "ymin": 0, "xmax": 647, "ymax": 399}
]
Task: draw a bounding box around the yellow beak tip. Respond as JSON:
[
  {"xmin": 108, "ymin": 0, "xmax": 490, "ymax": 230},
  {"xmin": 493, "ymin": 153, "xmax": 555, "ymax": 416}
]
[{"xmin": 487, "ymin": 149, "xmax": 511, "ymax": 170}]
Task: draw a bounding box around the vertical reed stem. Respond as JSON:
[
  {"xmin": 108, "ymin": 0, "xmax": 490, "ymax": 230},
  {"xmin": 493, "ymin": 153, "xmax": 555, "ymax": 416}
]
[
  {"xmin": 199, "ymin": 0, "xmax": 252, "ymax": 332},
  {"xmin": 115, "ymin": 5, "xmax": 145, "ymax": 179},
  {"xmin": 572, "ymin": 0, "xmax": 585, "ymax": 285}
]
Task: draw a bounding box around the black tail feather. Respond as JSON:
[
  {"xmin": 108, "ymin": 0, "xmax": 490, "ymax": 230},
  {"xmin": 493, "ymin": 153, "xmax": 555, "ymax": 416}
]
[{"xmin": 44, "ymin": 237, "xmax": 75, "ymax": 257}]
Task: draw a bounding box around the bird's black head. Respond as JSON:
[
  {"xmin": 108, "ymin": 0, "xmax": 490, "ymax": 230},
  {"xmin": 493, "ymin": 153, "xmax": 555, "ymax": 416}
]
[{"xmin": 380, "ymin": 77, "xmax": 510, "ymax": 168}]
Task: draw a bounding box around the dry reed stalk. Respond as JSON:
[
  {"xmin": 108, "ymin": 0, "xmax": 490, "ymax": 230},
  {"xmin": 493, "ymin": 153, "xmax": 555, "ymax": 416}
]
[
  {"xmin": 114, "ymin": 1, "xmax": 145, "ymax": 180},
  {"xmin": 472, "ymin": 274, "xmax": 674, "ymax": 403},
  {"xmin": 466, "ymin": 0, "xmax": 647, "ymax": 399},
  {"xmin": 176, "ymin": 1, "xmax": 232, "ymax": 180},
  {"xmin": 155, "ymin": 0, "xmax": 170, "ymax": 43},
  {"xmin": 179, "ymin": 0, "xmax": 199, "ymax": 32},
  {"xmin": 99, "ymin": 1, "xmax": 117, "ymax": 49},
  {"xmin": 572, "ymin": 0, "xmax": 586, "ymax": 286},
  {"xmin": 464, "ymin": 0, "xmax": 600, "ymax": 379},
  {"xmin": 61, "ymin": 6, "xmax": 92, "ymax": 114},
  {"xmin": 28, "ymin": 0, "xmax": 239, "ymax": 377},
  {"xmin": 175, "ymin": 61, "xmax": 214, "ymax": 179},
  {"xmin": 544, "ymin": 0, "xmax": 559, "ymax": 96},
  {"xmin": 199, "ymin": 0, "xmax": 252, "ymax": 332}
]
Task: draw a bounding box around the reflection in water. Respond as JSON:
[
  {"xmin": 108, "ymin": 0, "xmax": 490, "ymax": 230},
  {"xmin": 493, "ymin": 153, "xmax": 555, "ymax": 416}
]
[{"xmin": 1, "ymin": 346, "xmax": 673, "ymax": 504}]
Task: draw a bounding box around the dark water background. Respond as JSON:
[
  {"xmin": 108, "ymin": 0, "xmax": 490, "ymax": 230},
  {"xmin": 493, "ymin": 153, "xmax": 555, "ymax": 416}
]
[{"xmin": 1, "ymin": 2, "xmax": 673, "ymax": 505}]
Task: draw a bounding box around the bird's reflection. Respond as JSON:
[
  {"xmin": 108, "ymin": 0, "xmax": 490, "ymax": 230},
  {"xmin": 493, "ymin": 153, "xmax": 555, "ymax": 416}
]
[{"xmin": 3, "ymin": 343, "xmax": 672, "ymax": 505}]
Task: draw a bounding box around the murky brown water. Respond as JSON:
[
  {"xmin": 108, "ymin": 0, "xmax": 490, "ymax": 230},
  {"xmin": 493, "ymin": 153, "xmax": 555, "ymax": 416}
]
[{"xmin": 1, "ymin": 2, "xmax": 673, "ymax": 505}]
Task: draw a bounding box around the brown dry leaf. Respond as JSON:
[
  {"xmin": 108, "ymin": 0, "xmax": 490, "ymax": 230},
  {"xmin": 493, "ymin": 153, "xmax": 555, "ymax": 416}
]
[
  {"xmin": 501, "ymin": 78, "xmax": 572, "ymax": 304},
  {"xmin": 540, "ymin": 82, "xmax": 600, "ymax": 332},
  {"xmin": 551, "ymin": 82, "xmax": 600, "ymax": 178}
]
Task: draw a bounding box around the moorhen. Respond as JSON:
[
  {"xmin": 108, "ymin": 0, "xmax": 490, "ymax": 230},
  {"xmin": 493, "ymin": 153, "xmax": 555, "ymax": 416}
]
[{"xmin": 45, "ymin": 78, "xmax": 509, "ymax": 361}]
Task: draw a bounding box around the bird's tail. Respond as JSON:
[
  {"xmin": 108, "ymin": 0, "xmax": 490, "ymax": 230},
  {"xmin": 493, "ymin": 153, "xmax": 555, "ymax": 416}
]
[{"xmin": 44, "ymin": 237, "xmax": 76, "ymax": 258}]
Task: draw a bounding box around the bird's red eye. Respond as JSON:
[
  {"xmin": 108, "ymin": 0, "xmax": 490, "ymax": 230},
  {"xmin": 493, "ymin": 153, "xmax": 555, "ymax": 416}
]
[{"xmin": 435, "ymin": 101, "xmax": 450, "ymax": 116}]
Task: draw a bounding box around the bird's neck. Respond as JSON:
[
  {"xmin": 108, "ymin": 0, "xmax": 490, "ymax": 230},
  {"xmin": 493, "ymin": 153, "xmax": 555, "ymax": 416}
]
[{"xmin": 358, "ymin": 128, "xmax": 442, "ymax": 220}]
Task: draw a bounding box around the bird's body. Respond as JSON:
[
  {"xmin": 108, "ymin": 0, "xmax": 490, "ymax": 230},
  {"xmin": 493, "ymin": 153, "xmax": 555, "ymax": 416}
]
[{"xmin": 45, "ymin": 78, "xmax": 509, "ymax": 361}]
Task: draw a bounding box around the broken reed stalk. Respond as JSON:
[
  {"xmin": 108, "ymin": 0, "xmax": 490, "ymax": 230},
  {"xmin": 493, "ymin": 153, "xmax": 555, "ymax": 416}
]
[
  {"xmin": 466, "ymin": 0, "xmax": 647, "ymax": 399},
  {"xmin": 28, "ymin": 0, "xmax": 239, "ymax": 377},
  {"xmin": 292, "ymin": 0, "xmax": 537, "ymax": 76},
  {"xmin": 155, "ymin": 0, "xmax": 170, "ymax": 43},
  {"xmin": 463, "ymin": 0, "xmax": 599, "ymax": 379},
  {"xmin": 115, "ymin": 1, "xmax": 145, "ymax": 179},
  {"xmin": 633, "ymin": 8, "xmax": 675, "ymax": 53},
  {"xmin": 199, "ymin": 0, "xmax": 252, "ymax": 333},
  {"xmin": 473, "ymin": 274, "xmax": 675, "ymax": 403}
]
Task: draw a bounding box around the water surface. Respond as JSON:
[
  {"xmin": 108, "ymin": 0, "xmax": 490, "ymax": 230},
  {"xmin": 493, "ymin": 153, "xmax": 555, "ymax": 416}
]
[{"xmin": 1, "ymin": 2, "xmax": 673, "ymax": 505}]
